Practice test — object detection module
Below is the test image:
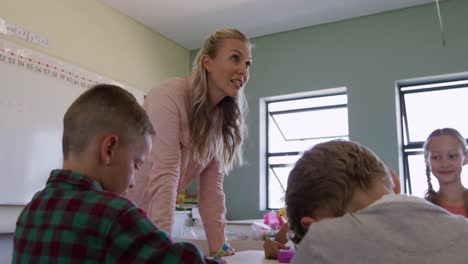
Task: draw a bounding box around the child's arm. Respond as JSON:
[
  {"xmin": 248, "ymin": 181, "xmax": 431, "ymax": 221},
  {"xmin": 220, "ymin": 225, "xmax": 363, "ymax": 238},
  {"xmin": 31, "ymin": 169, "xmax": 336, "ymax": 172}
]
[
  {"xmin": 106, "ymin": 206, "xmax": 222, "ymax": 263},
  {"xmin": 264, "ymin": 237, "xmax": 290, "ymax": 259},
  {"xmin": 263, "ymin": 224, "xmax": 291, "ymax": 259},
  {"xmin": 275, "ymin": 224, "xmax": 290, "ymax": 244}
]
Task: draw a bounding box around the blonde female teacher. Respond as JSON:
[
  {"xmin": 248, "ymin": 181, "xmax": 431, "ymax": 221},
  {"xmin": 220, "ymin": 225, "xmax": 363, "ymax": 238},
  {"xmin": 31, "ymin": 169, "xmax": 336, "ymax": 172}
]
[{"xmin": 127, "ymin": 28, "xmax": 252, "ymax": 256}]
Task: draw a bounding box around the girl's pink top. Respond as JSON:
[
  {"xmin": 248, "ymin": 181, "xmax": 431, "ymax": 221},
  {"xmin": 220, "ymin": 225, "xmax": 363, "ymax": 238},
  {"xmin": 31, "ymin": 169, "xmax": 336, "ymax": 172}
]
[
  {"xmin": 440, "ymin": 202, "xmax": 468, "ymax": 218},
  {"xmin": 127, "ymin": 77, "xmax": 226, "ymax": 253}
]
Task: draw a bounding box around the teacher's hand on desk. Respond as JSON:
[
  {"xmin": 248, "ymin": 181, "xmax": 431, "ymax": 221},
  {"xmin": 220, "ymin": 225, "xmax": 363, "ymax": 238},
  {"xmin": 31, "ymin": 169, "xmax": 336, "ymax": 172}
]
[
  {"xmin": 210, "ymin": 246, "xmax": 235, "ymax": 257},
  {"xmin": 204, "ymin": 257, "xmax": 227, "ymax": 264}
]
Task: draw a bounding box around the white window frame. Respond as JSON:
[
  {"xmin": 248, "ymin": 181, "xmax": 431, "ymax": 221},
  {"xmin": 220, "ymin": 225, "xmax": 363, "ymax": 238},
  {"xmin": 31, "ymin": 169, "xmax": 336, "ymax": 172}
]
[
  {"xmin": 260, "ymin": 87, "xmax": 348, "ymax": 210},
  {"xmin": 397, "ymin": 72, "xmax": 468, "ymax": 196}
]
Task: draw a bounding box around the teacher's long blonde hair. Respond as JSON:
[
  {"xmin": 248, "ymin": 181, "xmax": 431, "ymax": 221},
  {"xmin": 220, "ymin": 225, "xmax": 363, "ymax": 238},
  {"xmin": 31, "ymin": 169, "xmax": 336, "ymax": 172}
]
[{"xmin": 190, "ymin": 28, "xmax": 250, "ymax": 173}]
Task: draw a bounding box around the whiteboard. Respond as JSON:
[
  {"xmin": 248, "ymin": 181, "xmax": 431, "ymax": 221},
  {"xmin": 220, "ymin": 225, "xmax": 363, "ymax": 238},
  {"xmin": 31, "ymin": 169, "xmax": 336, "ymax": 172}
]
[{"xmin": 0, "ymin": 39, "xmax": 144, "ymax": 204}]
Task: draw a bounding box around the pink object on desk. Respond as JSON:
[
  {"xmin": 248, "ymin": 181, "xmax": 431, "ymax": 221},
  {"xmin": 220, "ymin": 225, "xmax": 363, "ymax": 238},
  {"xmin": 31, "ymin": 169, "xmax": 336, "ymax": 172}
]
[
  {"xmin": 263, "ymin": 210, "xmax": 285, "ymax": 230},
  {"xmin": 278, "ymin": 249, "xmax": 295, "ymax": 263}
]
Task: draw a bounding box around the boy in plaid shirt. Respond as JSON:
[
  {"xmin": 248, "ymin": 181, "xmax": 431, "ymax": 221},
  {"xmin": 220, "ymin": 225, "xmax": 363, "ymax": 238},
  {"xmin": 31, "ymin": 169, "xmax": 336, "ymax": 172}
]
[{"xmin": 13, "ymin": 84, "xmax": 221, "ymax": 263}]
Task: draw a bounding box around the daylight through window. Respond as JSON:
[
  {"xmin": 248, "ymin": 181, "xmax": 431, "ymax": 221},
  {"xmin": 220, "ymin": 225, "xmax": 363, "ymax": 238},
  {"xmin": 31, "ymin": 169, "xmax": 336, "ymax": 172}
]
[
  {"xmin": 398, "ymin": 75, "xmax": 468, "ymax": 197},
  {"xmin": 262, "ymin": 88, "xmax": 348, "ymax": 209}
]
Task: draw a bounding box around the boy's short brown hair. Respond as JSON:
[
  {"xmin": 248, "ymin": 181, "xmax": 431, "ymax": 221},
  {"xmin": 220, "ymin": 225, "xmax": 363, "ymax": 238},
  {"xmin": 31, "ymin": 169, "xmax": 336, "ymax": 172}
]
[
  {"xmin": 285, "ymin": 140, "xmax": 387, "ymax": 243},
  {"xmin": 62, "ymin": 84, "xmax": 154, "ymax": 159}
]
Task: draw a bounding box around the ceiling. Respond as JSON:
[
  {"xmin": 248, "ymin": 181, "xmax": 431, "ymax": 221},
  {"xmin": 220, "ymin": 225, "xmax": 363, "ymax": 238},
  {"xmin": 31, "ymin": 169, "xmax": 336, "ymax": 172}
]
[{"xmin": 102, "ymin": 0, "xmax": 435, "ymax": 50}]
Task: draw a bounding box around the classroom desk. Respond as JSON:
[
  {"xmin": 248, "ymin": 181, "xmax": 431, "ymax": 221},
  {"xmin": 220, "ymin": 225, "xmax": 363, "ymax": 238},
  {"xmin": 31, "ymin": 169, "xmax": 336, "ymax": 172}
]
[{"xmin": 223, "ymin": 250, "xmax": 280, "ymax": 264}]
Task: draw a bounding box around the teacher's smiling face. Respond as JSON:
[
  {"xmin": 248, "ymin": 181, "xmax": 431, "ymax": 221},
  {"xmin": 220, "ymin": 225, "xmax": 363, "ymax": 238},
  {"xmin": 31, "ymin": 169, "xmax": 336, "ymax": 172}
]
[{"xmin": 203, "ymin": 38, "xmax": 252, "ymax": 105}]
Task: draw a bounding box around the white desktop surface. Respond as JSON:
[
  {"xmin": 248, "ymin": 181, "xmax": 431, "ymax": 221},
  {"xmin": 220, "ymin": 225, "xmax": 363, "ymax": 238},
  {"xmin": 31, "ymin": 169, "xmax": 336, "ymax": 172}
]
[{"xmin": 223, "ymin": 250, "xmax": 279, "ymax": 264}]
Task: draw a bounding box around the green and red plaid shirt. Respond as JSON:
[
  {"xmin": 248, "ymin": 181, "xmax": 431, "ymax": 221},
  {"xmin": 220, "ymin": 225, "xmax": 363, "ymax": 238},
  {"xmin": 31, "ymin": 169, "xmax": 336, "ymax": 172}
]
[{"xmin": 13, "ymin": 169, "xmax": 219, "ymax": 264}]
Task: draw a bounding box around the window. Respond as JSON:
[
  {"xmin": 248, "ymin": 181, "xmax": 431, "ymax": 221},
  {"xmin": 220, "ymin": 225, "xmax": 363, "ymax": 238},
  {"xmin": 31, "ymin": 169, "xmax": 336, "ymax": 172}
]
[
  {"xmin": 398, "ymin": 74, "xmax": 468, "ymax": 197},
  {"xmin": 261, "ymin": 87, "xmax": 348, "ymax": 209}
]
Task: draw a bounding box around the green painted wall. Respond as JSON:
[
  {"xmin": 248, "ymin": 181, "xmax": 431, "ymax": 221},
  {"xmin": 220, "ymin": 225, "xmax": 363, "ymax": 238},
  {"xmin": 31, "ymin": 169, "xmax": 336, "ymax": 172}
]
[{"xmin": 190, "ymin": 0, "xmax": 468, "ymax": 220}]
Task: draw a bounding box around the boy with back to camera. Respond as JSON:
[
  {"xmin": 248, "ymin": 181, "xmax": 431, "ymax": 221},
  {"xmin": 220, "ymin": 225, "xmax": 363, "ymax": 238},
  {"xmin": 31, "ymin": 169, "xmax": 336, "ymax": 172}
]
[
  {"xmin": 286, "ymin": 140, "xmax": 468, "ymax": 264},
  {"xmin": 13, "ymin": 84, "xmax": 221, "ymax": 263}
]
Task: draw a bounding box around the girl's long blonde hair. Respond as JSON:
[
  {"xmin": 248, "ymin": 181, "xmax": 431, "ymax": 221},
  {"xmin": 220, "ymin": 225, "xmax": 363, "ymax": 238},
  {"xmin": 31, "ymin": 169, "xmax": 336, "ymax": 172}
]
[{"xmin": 190, "ymin": 28, "xmax": 250, "ymax": 172}]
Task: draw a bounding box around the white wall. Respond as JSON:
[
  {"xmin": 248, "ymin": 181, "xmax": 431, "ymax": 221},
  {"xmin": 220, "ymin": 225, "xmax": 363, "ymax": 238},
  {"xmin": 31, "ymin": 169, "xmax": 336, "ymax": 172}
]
[{"xmin": 0, "ymin": 0, "xmax": 190, "ymax": 233}]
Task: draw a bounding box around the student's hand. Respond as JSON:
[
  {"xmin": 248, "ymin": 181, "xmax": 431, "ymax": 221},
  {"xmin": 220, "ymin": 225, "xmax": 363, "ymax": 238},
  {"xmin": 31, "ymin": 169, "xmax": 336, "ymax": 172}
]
[{"xmin": 264, "ymin": 238, "xmax": 290, "ymax": 259}]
